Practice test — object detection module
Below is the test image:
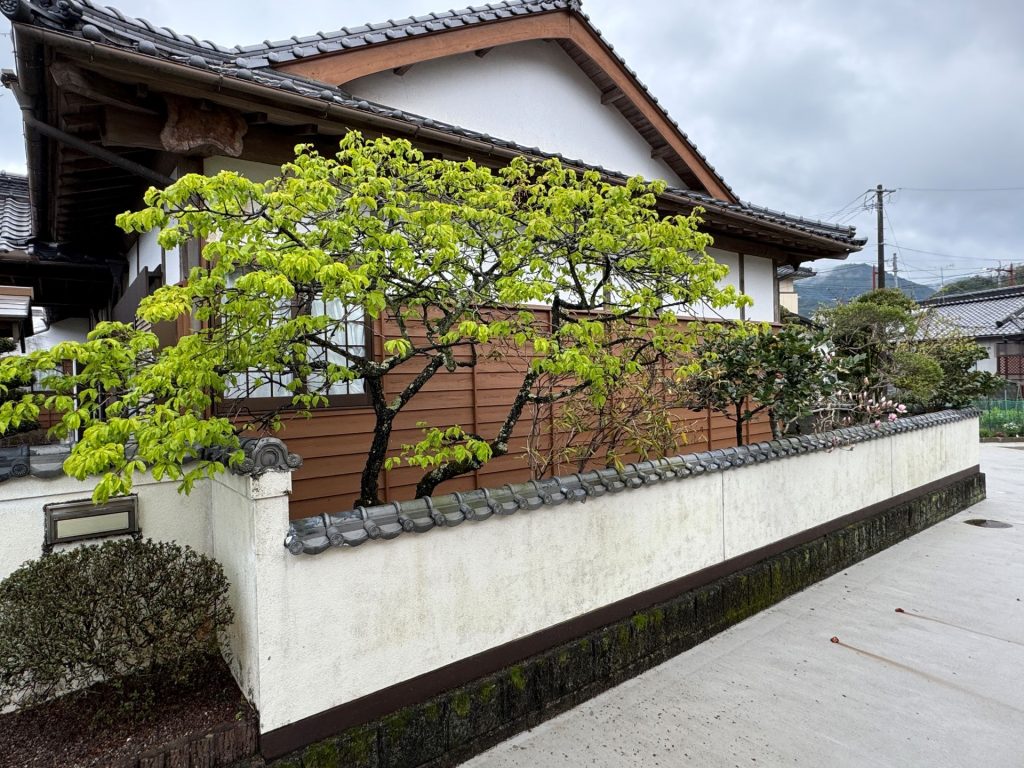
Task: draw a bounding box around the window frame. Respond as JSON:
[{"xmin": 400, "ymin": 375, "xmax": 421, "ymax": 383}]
[{"xmin": 216, "ymin": 304, "xmax": 373, "ymax": 413}]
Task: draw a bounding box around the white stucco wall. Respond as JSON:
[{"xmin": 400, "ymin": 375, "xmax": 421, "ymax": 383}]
[
  {"xmin": 694, "ymin": 250, "xmax": 775, "ymax": 324},
  {"xmin": 976, "ymin": 341, "xmax": 998, "ymax": 374},
  {"xmin": 345, "ymin": 41, "xmax": 684, "ymax": 185},
  {"xmin": 249, "ymin": 417, "xmax": 978, "ymax": 733},
  {"xmin": 23, "ymin": 317, "xmax": 91, "ymax": 354},
  {"xmin": 0, "ymin": 471, "xmax": 212, "ymax": 582},
  {"xmin": 743, "ymin": 255, "xmax": 777, "ymax": 323}
]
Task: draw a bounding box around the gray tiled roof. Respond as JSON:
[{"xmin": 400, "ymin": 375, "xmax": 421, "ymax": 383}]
[
  {"xmin": 0, "ymin": 172, "xmax": 31, "ymax": 254},
  {"xmin": 3, "ymin": 0, "xmax": 862, "ymax": 248},
  {"xmin": 921, "ymin": 285, "xmax": 1024, "ymax": 338},
  {"xmin": 60, "ymin": 0, "xmax": 738, "ymax": 193},
  {"xmin": 776, "ymin": 265, "xmax": 815, "ymax": 281}
]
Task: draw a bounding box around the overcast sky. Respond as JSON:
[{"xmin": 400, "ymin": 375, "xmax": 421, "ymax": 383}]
[{"xmin": 2, "ymin": 0, "xmax": 1022, "ymax": 286}]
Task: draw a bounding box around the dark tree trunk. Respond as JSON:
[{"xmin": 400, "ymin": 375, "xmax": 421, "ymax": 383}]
[{"xmin": 414, "ymin": 370, "xmax": 539, "ymax": 498}]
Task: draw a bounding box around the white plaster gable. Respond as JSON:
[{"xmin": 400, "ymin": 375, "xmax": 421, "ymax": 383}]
[{"xmin": 343, "ymin": 40, "xmax": 687, "ymax": 186}]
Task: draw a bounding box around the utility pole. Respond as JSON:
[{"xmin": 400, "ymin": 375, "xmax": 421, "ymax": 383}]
[
  {"xmin": 876, "ymin": 184, "xmax": 886, "ymax": 289},
  {"xmin": 992, "ymin": 263, "xmax": 1018, "ymax": 287},
  {"xmin": 892, "ymin": 252, "xmax": 900, "ymax": 291}
]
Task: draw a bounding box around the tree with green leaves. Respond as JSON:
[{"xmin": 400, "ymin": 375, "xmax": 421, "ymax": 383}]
[
  {"xmin": 0, "ymin": 134, "xmax": 744, "ymax": 503},
  {"xmin": 678, "ymin": 321, "xmax": 837, "ymax": 444},
  {"xmin": 0, "ymin": 337, "xmax": 39, "ymax": 441},
  {"xmin": 818, "ymin": 288, "xmax": 999, "ymax": 412}
]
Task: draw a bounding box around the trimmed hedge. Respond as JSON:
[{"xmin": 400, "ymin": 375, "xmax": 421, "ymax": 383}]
[{"xmin": 0, "ymin": 539, "xmax": 233, "ymax": 718}]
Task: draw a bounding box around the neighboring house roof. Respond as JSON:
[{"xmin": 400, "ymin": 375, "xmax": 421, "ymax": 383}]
[
  {"xmin": 0, "ymin": 172, "xmax": 31, "ymax": 255},
  {"xmin": 920, "ymin": 285, "xmax": 1024, "ymax": 339},
  {"xmin": 1, "ymin": 0, "xmax": 865, "ymax": 258},
  {"xmin": 776, "ymin": 265, "xmax": 815, "ymax": 281}
]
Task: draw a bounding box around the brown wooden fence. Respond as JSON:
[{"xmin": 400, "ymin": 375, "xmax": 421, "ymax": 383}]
[{"xmin": 275, "ymin": 312, "xmax": 772, "ymax": 519}]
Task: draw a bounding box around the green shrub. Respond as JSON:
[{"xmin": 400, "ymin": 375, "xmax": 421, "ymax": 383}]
[{"xmin": 0, "ymin": 539, "xmax": 233, "ymax": 717}]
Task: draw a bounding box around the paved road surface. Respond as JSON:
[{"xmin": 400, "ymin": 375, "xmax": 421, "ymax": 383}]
[{"xmin": 463, "ymin": 443, "xmax": 1024, "ymax": 768}]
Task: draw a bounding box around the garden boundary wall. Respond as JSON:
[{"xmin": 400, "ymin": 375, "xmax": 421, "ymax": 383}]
[{"xmin": 0, "ymin": 411, "xmax": 984, "ymax": 767}]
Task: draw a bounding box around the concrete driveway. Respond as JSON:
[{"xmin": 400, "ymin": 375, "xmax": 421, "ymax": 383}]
[{"xmin": 463, "ymin": 443, "xmax": 1024, "ymax": 768}]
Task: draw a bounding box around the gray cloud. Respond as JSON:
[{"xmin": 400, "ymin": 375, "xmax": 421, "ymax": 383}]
[{"xmin": 2, "ymin": 0, "xmax": 1020, "ymax": 285}]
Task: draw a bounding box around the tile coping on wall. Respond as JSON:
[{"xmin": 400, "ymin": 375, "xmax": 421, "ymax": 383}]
[
  {"xmin": 284, "ymin": 408, "xmax": 980, "ymax": 556},
  {"xmin": 0, "ymin": 436, "xmax": 301, "ymax": 483}
]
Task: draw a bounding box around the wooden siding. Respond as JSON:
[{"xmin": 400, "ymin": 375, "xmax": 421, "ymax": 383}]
[{"xmin": 263, "ymin": 312, "xmax": 772, "ymax": 519}]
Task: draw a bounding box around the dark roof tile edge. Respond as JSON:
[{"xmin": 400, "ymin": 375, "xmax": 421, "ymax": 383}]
[
  {"xmin": 0, "ymin": 436, "xmax": 301, "ymax": 484},
  {"xmin": 282, "ymin": 408, "xmax": 980, "ymax": 555},
  {"xmin": 920, "ymin": 284, "xmax": 1024, "ymax": 306}
]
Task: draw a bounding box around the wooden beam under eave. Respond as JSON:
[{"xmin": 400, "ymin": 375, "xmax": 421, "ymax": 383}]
[
  {"xmin": 100, "ymin": 108, "xmax": 166, "ymax": 150},
  {"xmin": 600, "ymin": 88, "xmax": 625, "ymax": 105}
]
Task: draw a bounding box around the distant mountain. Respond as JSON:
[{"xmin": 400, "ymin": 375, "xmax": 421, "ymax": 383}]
[{"xmin": 796, "ymin": 263, "xmax": 935, "ymax": 317}]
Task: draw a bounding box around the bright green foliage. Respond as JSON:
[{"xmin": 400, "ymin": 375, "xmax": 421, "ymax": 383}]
[
  {"xmin": 0, "ymin": 337, "xmax": 39, "ymax": 440},
  {"xmin": 678, "ymin": 321, "xmax": 837, "ymax": 444},
  {"xmin": 0, "ymin": 134, "xmax": 742, "ymax": 503},
  {"xmin": 0, "ymin": 324, "xmax": 241, "ymax": 501}
]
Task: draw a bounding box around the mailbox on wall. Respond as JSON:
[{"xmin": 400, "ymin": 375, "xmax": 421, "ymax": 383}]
[{"xmin": 43, "ymin": 496, "xmax": 140, "ymax": 553}]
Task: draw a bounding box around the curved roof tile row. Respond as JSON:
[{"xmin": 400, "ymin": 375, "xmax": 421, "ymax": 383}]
[{"xmin": 0, "ymin": 173, "xmax": 31, "ymax": 254}]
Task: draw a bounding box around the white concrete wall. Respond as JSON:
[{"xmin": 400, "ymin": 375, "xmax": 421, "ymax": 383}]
[
  {"xmin": 248, "ymin": 417, "xmax": 978, "ymax": 733},
  {"xmin": 23, "ymin": 317, "xmax": 91, "ymax": 354},
  {"xmin": 0, "ymin": 417, "xmax": 979, "ymax": 735},
  {"xmin": 744, "ymin": 255, "xmax": 777, "ymax": 323},
  {"xmin": 345, "ymin": 41, "xmax": 684, "ymax": 185},
  {"xmin": 0, "ymin": 471, "xmax": 212, "ymax": 582},
  {"xmin": 977, "ymin": 341, "xmax": 998, "ymax": 374}
]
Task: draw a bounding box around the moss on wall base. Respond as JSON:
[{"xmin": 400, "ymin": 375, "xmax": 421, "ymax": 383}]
[{"xmin": 259, "ymin": 471, "xmax": 985, "ymax": 768}]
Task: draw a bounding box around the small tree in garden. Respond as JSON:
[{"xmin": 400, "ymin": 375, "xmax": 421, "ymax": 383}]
[
  {"xmin": 526, "ymin": 350, "xmax": 691, "ymax": 476},
  {"xmin": 816, "ymin": 288, "xmax": 921, "ymax": 397},
  {"xmin": 913, "ymin": 332, "xmax": 1001, "ymax": 409},
  {"xmin": 678, "ymin": 321, "xmax": 837, "ymax": 444},
  {"xmin": 0, "ymin": 134, "xmax": 744, "ymax": 503},
  {"xmin": 818, "ymin": 288, "xmax": 1000, "ymax": 413}
]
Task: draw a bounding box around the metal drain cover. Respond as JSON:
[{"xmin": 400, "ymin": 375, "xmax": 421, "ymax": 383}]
[{"xmin": 964, "ymin": 518, "xmax": 1012, "ymax": 529}]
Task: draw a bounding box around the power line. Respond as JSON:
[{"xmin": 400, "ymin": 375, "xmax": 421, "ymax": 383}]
[
  {"xmin": 891, "ymin": 244, "xmax": 1007, "ymax": 262},
  {"xmin": 897, "ymin": 186, "xmax": 1024, "ymax": 193},
  {"xmin": 809, "ymin": 190, "xmax": 873, "ymax": 223}
]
